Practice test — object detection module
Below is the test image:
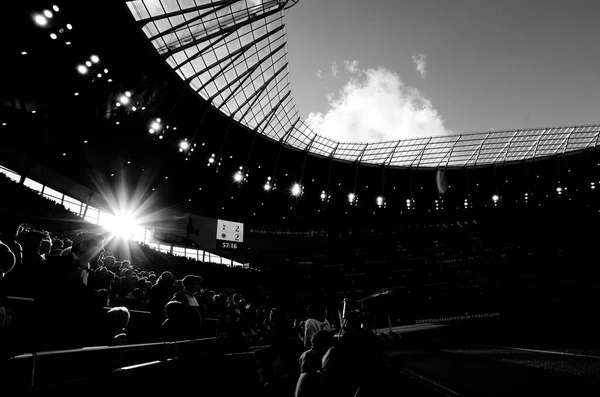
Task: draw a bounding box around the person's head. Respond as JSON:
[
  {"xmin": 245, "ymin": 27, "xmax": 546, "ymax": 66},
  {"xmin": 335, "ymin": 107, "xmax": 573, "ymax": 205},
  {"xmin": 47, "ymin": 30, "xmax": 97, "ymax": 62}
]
[
  {"xmin": 122, "ymin": 260, "xmax": 131, "ymax": 268},
  {"xmin": 158, "ymin": 271, "xmax": 174, "ymax": 285},
  {"xmin": 19, "ymin": 231, "xmax": 46, "ymax": 252},
  {"xmin": 71, "ymin": 232, "xmax": 105, "ymax": 264},
  {"xmin": 148, "ymin": 273, "xmax": 157, "ymax": 283},
  {"xmin": 51, "ymin": 239, "xmax": 63, "ymax": 250},
  {"xmin": 103, "ymin": 255, "xmax": 115, "ymax": 268},
  {"xmin": 182, "ymin": 275, "xmax": 203, "ymax": 293},
  {"xmin": 39, "ymin": 239, "xmax": 52, "ymax": 255},
  {"xmin": 232, "ymin": 293, "xmax": 242, "ymax": 305},
  {"xmin": 132, "ymin": 288, "xmax": 146, "ymax": 300},
  {"xmin": 63, "ymin": 239, "xmax": 72, "ymax": 248},
  {"xmin": 0, "ymin": 241, "xmax": 16, "ymax": 280},
  {"xmin": 311, "ymin": 330, "xmax": 333, "ymax": 354},
  {"xmin": 50, "ymin": 248, "xmax": 62, "ymax": 257},
  {"xmin": 269, "ymin": 308, "xmax": 278, "ymax": 322},
  {"xmin": 164, "ymin": 300, "xmax": 184, "ymax": 320},
  {"xmin": 107, "ymin": 306, "xmax": 130, "ymax": 334}
]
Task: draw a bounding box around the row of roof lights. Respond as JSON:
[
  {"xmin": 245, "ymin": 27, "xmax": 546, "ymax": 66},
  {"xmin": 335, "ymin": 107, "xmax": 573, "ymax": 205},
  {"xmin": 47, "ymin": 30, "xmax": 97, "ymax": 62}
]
[{"xmin": 33, "ymin": 7, "xmax": 60, "ymax": 27}]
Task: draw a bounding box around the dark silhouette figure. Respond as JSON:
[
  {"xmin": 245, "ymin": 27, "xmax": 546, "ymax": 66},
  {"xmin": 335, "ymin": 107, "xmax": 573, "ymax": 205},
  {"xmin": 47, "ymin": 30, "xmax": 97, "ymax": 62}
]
[{"xmin": 186, "ymin": 217, "xmax": 199, "ymax": 239}]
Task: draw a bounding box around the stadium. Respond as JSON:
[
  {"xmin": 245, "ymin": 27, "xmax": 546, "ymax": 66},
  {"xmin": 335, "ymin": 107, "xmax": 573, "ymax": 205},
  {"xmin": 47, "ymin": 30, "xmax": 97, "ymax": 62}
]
[{"xmin": 1, "ymin": 1, "xmax": 600, "ymax": 395}]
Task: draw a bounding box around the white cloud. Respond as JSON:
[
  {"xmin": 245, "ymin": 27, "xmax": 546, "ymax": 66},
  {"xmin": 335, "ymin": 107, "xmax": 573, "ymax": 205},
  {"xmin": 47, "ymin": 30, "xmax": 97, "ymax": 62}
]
[
  {"xmin": 331, "ymin": 61, "xmax": 339, "ymax": 78},
  {"xmin": 412, "ymin": 53, "xmax": 427, "ymax": 79},
  {"xmin": 344, "ymin": 60, "xmax": 359, "ymax": 74},
  {"xmin": 306, "ymin": 65, "xmax": 449, "ymax": 143},
  {"xmin": 316, "ymin": 69, "xmax": 323, "ymax": 79}
]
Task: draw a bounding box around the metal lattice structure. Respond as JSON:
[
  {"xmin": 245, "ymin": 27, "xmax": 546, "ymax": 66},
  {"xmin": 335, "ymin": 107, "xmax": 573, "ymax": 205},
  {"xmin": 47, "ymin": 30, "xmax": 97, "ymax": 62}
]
[{"xmin": 126, "ymin": 0, "xmax": 600, "ymax": 169}]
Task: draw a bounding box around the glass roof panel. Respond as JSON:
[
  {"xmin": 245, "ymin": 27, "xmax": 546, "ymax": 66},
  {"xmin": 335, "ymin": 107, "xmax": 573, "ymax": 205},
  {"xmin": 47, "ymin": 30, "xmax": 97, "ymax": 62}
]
[{"xmin": 128, "ymin": 2, "xmax": 600, "ymax": 169}]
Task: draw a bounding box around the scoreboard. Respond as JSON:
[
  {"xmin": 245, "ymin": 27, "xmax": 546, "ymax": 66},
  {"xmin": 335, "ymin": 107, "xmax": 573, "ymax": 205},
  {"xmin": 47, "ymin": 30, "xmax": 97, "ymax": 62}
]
[
  {"xmin": 215, "ymin": 219, "xmax": 244, "ymax": 250},
  {"xmin": 151, "ymin": 215, "xmax": 245, "ymax": 252}
]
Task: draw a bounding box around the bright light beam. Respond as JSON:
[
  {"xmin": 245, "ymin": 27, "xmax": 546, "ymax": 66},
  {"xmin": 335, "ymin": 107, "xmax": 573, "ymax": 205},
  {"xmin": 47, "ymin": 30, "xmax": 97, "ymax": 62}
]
[{"xmin": 101, "ymin": 211, "xmax": 140, "ymax": 239}]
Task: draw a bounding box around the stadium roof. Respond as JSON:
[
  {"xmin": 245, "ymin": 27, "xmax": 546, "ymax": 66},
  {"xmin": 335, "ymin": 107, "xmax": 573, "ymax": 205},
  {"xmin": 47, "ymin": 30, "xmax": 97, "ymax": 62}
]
[{"xmin": 126, "ymin": 0, "xmax": 600, "ymax": 169}]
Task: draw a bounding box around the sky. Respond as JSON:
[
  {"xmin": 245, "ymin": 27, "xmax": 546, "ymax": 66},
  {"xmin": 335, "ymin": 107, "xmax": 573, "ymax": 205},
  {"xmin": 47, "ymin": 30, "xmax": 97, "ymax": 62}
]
[{"xmin": 283, "ymin": 0, "xmax": 600, "ymax": 142}]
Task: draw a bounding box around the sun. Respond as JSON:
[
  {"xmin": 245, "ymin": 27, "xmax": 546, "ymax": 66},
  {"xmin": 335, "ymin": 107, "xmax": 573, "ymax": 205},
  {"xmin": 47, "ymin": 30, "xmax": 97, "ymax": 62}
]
[{"xmin": 102, "ymin": 211, "xmax": 141, "ymax": 239}]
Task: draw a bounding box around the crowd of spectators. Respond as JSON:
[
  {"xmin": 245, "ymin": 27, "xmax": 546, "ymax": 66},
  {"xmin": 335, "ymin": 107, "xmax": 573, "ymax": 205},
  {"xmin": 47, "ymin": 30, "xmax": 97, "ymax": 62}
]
[{"xmin": 0, "ymin": 174, "xmax": 310, "ymax": 358}]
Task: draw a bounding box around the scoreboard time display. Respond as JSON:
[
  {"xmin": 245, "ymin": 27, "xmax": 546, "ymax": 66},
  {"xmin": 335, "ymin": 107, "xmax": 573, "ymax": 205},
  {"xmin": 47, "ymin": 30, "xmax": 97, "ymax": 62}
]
[{"xmin": 216, "ymin": 219, "xmax": 244, "ymax": 250}]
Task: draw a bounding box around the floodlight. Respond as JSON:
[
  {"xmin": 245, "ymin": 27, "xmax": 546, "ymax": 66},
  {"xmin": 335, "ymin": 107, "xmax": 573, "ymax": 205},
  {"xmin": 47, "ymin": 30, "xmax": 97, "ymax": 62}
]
[
  {"xmin": 233, "ymin": 171, "xmax": 244, "ymax": 183},
  {"xmin": 33, "ymin": 14, "xmax": 48, "ymax": 26},
  {"xmin": 291, "ymin": 183, "xmax": 302, "ymax": 196}
]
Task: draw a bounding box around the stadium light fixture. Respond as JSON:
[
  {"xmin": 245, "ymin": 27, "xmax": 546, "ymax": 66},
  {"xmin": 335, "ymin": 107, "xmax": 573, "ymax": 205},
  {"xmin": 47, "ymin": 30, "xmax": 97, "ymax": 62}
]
[
  {"xmin": 320, "ymin": 191, "xmax": 327, "ymax": 201},
  {"xmin": 90, "ymin": 55, "xmax": 100, "ymax": 64},
  {"xmin": 233, "ymin": 171, "xmax": 244, "ymax": 183},
  {"xmin": 179, "ymin": 140, "xmax": 190, "ymax": 150},
  {"xmin": 119, "ymin": 95, "xmax": 130, "ymax": 105},
  {"xmin": 208, "ymin": 157, "xmax": 215, "ymax": 164},
  {"xmin": 376, "ymin": 196, "xmax": 384, "ymax": 207},
  {"xmin": 264, "ymin": 182, "xmax": 271, "ymax": 191},
  {"xmin": 66, "ymin": 23, "xmax": 73, "ymax": 30},
  {"xmin": 77, "ymin": 65, "xmax": 88, "ymax": 74},
  {"xmin": 348, "ymin": 193, "xmax": 356, "ymax": 203},
  {"xmin": 33, "ymin": 14, "xmax": 48, "ymax": 26},
  {"xmin": 291, "ymin": 183, "xmax": 302, "ymax": 197},
  {"xmin": 43, "ymin": 10, "xmax": 53, "ymax": 19},
  {"xmin": 492, "ymin": 194, "xmax": 500, "ymax": 203},
  {"xmin": 151, "ymin": 121, "xmax": 160, "ymax": 130},
  {"xmin": 125, "ymin": 91, "xmax": 131, "ymax": 98},
  {"xmin": 50, "ymin": 33, "xmax": 57, "ymax": 40},
  {"xmin": 53, "ymin": 5, "xmax": 60, "ymax": 12}
]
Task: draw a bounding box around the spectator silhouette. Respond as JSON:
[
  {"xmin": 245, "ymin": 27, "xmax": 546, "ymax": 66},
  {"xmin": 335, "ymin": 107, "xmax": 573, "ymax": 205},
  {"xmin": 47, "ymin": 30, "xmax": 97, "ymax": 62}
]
[
  {"xmin": 171, "ymin": 275, "xmax": 203, "ymax": 339},
  {"xmin": 33, "ymin": 232, "xmax": 106, "ymax": 350},
  {"xmin": 162, "ymin": 300, "xmax": 190, "ymax": 341},
  {"xmin": 149, "ymin": 271, "xmax": 176, "ymax": 324},
  {"xmin": 105, "ymin": 306, "xmax": 130, "ymax": 346},
  {"xmin": 295, "ymin": 330, "xmax": 334, "ymax": 397},
  {"xmin": 304, "ymin": 304, "xmax": 332, "ymax": 349}
]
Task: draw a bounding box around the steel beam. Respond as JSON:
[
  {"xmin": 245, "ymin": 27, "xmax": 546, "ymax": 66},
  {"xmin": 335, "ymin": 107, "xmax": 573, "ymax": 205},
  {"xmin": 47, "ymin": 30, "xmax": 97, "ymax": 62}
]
[
  {"xmin": 147, "ymin": 1, "xmax": 238, "ymax": 41},
  {"xmin": 135, "ymin": 1, "xmax": 239, "ymax": 26},
  {"xmin": 160, "ymin": 4, "xmax": 284, "ymax": 58},
  {"xmin": 182, "ymin": 23, "xmax": 285, "ymax": 76}
]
